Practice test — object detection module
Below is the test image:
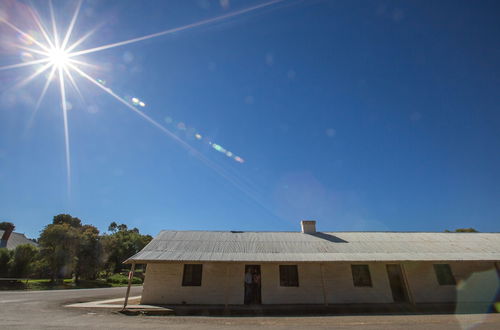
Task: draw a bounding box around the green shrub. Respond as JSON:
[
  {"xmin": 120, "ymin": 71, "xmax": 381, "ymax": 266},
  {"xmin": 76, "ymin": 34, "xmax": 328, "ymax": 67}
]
[
  {"xmin": 0, "ymin": 248, "xmax": 12, "ymax": 277},
  {"xmin": 9, "ymin": 244, "xmax": 38, "ymax": 278},
  {"xmin": 106, "ymin": 273, "xmax": 142, "ymax": 285}
]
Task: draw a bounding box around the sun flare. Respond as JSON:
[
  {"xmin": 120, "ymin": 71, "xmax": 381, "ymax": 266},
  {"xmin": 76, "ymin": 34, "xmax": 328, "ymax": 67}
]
[
  {"xmin": 0, "ymin": 0, "xmax": 279, "ymax": 197},
  {"xmin": 47, "ymin": 48, "xmax": 70, "ymax": 68}
]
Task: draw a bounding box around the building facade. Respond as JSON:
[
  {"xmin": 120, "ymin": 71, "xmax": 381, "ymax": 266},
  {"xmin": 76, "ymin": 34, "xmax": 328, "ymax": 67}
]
[{"xmin": 126, "ymin": 221, "xmax": 500, "ymax": 306}]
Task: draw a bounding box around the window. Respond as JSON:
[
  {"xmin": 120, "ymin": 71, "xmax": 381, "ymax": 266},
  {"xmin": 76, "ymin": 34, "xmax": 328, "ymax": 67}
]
[
  {"xmin": 279, "ymin": 265, "xmax": 299, "ymax": 286},
  {"xmin": 351, "ymin": 264, "xmax": 372, "ymax": 287},
  {"xmin": 433, "ymin": 264, "xmax": 456, "ymax": 285},
  {"xmin": 182, "ymin": 264, "xmax": 203, "ymax": 286}
]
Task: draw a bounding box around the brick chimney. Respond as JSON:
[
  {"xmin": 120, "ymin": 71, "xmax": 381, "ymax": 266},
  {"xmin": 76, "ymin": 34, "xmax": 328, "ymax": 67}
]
[
  {"xmin": 301, "ymin": 220, "xmax": 316, "ymax": 234},
  {"xmin": 1, "ymin": 226, "xmax": 13, "ymax": 247}
]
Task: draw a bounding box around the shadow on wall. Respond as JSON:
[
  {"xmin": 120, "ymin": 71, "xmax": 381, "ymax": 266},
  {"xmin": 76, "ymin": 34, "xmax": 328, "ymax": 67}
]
[{"xmin": 309, "ymin": 232, "xmax": 348, "ymax": 243}]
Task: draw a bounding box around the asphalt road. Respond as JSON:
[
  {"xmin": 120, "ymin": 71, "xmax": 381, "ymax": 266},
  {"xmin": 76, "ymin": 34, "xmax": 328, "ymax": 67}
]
[{"xmin": 1, "ymin": 287, "xmax": 499, "ymax": 329}]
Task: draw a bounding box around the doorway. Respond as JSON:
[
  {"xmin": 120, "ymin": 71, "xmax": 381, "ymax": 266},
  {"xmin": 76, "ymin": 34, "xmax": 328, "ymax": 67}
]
[
  {"xmin": 386, "ymin": 264, "xmax": 409, "ymax": 302},
  {"xmin": 244, "ymin": 265, "xmax": 261, "ymax": 304}
]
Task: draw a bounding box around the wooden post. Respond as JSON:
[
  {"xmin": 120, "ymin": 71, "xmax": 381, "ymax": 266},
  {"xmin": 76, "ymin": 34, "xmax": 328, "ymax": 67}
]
[
  {"xmin": 123, "ymin": 263, "xmax": 136, "ymax": 310},
  {"xmin": 401, "ymin": 263, "xmax": 415, "ymax": 306},
  {"xmin": 320, "ymin": 263, "xmax": 328, "ymax": 306}
]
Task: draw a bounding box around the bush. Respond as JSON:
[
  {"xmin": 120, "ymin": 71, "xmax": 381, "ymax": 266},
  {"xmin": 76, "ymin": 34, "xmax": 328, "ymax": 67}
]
[
  {"xmin": 9, "ymin": 244, "xmax": 38, "ymax": 278},
  {"xmin": 105, "ymin": 273, "xmax": 142, "ymax": 285},
  {"xmin": 0, "ymin": 248, "xmax": 12, "ymax": 277}
]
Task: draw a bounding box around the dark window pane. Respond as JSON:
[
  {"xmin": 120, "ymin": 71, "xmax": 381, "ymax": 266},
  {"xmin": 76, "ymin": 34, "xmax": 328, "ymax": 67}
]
[
  {"xmin": 182, "ymin": 264, "xmax": 203, "ymax": 286},
  {"xmin": 351, "ymin": 264, "xmax": 372, "ymax": 287},
  {"xmin": 279, "ymin": 265, "xmax": 299, "ymax": 287},
  {"xmin": 433, "ymin": 264, "xmax": 456, "ymax": 285}
]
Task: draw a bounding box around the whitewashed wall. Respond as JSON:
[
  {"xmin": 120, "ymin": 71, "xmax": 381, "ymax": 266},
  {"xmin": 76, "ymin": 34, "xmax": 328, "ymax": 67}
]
[
  {"xmin": 140, "ymin": 261, "xmax": 499, "ymax": 305},
  {"xmin": 404, "ymin": 261, "xmax": 497, "ymax": 303},
  {"xmin": 260, "ymin": 263, "xmax": 324, "ymax": 304},
  {"xmin": 141, "ymin": 262, "xmax": 243, "ymax": 305},
  {"xmin": 323, "ymin": 262, "xmax": 394, "ymax": 303}
]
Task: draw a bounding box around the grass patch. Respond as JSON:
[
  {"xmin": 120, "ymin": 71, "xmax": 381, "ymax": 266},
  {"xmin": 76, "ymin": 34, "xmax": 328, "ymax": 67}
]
[
  {"xmin": 0, "ymin": 277, "xmax": 141, "ymax": 290},
  {"xmin": 106, "ymin": 273, "xmax": 142, "ymax": 285}
]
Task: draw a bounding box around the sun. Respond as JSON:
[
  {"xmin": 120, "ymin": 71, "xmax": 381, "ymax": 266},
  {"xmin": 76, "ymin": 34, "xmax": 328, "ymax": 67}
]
[
  {"xmin": 47, "ymin": 47, "xmax": 70, "ymax": 68},
  {"xmin": 0, "ymin": 0, "xmax": 276, "ymax": 196}
]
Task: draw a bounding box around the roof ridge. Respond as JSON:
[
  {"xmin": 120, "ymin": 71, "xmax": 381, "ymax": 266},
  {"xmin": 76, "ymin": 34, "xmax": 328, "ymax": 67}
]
[{"xmin": 157, "ymin": 230, "xmax": 500, "ymax": 234}]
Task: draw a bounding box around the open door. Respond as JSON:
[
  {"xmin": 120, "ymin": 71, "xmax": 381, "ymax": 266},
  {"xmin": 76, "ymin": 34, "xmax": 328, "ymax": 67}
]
[
  {"xmin": 386, "ymin": 264, "xmax": 409, "ymax": 303},
  {"xmin": 244, "ymin": 265, "xmax": 261, "ymax": 304}
]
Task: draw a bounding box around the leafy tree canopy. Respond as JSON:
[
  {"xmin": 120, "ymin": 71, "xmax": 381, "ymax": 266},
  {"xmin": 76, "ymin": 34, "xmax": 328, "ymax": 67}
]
[
  {"xmin": 0, "ymin": 221, "xmax": 15, "ymax": 231},
  {"xmin": 102, "ymin": 222, "xmax": 152, "ymax": 273},
  {"xmin": 9, "ymin": 244, "xmax": 38, "ymax": 278},
  {"xmin": 74, "ymin": 224, "xmax": 101, "ymax": 281},
  {"xmin": 52, "ymin": 214, "xmax": 82, "ymax": 228},
  {"xmin": 0, "ymin": 248, "xmax": 12, "ymax": 277},
  {"xmin": 39, "ymin": 222, "xmax": 80, "ymax": 280},
  {"xmin": 4, "ymin": 215, "xmax": 151, "ymax": 281},
  {"xmin": 444, "ymin": 228, "xmax": 479, "ymax": 233}
]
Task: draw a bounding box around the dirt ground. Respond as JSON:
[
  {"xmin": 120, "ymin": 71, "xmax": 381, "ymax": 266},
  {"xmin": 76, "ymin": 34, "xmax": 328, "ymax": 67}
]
[{"xmin": 1, "ymin": 287, "xmax": 499, "ymax": 329}]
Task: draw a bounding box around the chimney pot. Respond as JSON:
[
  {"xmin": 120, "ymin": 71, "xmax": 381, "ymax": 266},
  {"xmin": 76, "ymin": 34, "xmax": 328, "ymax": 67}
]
[{"xmin": 301, "ymin": 220, "xmax": 316, "ymax": 234}]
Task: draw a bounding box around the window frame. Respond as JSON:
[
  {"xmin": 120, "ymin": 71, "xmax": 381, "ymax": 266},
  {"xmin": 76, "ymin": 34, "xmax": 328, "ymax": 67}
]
[
  {"xmin": 182, "ymin": 264, "xmax": 203, "ymax": 286},
  {"xmin": 279, "ymin": 265, "xmax": 299, "ymax": 287},
  {"xmin": 433, "ymin": 264, "xmax": 456, "ymax": 286},
  {"xmin": 351, "ymin": 264, "xmax": 373, "ymax": 287}
]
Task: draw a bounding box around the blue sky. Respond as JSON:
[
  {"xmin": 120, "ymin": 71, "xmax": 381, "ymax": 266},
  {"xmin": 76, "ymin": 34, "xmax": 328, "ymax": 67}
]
[{"xmin": 0, "ymin": 0, "xmax": 499, "ymax": 239}]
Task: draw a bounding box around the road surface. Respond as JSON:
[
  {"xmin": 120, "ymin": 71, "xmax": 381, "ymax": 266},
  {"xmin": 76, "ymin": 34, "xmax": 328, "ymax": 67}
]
[{"xmin": 0, "ymin": 287, "xmax": 499, "ymax": 329}]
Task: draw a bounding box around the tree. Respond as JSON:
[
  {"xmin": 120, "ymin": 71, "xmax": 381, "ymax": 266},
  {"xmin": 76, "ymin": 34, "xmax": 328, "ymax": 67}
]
[
  {"xmin": 39, "ymin": 214, "xmax": 104, "ymax": 282},
  {"xmin": 444, "ymin": 228, "xmax": 479, "ymax": 233},
  {"xmin": 102, "ymin": 222, "xmax": 152, "ymax": 273},
  {"xmin": 74, "ymin": 225, "xmax": 101, "ymax": 281},
  {"xmin": 52, "ymin": 214, "xmax": 82, "ymax": 227},
  {"xmin": 108, "ymin": 222, "xmax": 118, "ymax": 233},
  {"xmin": 0, "ymin": 221, "xmax": 15, "ymax": 231},
  {"xmin": 454, "ymin": 228, "xmax": 478, "ymax": 233},
  {"xmin": 39, "ymin": 216, "xmax": 81, "ymax": 281},
  {"xmin": 9, "ymin": 244, "xmax": 38, "ymax": 278}
]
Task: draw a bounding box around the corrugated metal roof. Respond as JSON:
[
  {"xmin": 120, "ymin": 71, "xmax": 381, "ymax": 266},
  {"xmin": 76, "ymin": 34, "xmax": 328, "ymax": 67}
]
[
  {"xmin": 0, "ymin": 231, "xmax": 38, "ymax": 250},
  {"xmin": 125, "ymin": 230, "xmax": 500, "ymax": 263}
]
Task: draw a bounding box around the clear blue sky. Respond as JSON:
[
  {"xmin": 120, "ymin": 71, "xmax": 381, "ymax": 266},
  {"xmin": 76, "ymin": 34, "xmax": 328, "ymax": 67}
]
[{"xmin": 1, "ymin": 0, "xmax": 499, "ymax": 239}]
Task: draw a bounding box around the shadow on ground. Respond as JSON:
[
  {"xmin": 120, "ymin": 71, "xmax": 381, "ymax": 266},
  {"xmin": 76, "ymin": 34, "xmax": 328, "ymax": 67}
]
[{"xmin": 121, "ymin": 302, "xmax": 498, "ymax": 317}]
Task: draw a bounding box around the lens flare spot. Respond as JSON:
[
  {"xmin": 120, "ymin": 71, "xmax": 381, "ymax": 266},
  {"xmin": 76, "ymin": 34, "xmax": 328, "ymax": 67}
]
[
  {"xmin": 234, "ymin": 156, "xmax": 244, "ymax": 163},
  {"xmin": 20, "ymin": 51, "xmax": 33, "ymax": 62},
  {"xmin": 326, "ymin": 128, "xmax": 336, "ymax": 138},
  {"xmin": 195, "ymin": 133, "xmax": 202, "ymax": 140},
  {"xmin": 131, "ymin": 97, "xmax": 139, "ymax": 104},
  {"xmin": 18, "ymin": 33, "xmax": 35, "ymax": 45},
  {"xmin": 220, "ymin": 0, "xmax": 230, "ymax": 10},
  {"xmin": 123, "ymin": 51, "xmax": 134, "ymax": 63},
  {"xmin": 87, "ymin": 105, "xmax": 98, "ymax": 114},
  {"xmin": 212, "ymin": 143, "xmax": 225, "ymax": 153},
  {"xmin": 139, "ymin": 101, "xmax": 145, "ymax": 107}
]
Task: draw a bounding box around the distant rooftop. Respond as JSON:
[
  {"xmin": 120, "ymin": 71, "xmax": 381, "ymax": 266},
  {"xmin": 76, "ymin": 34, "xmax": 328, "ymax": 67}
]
[{"xmin": 0, "ymin": 230, "xmax": 38, "ymax": 250}]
